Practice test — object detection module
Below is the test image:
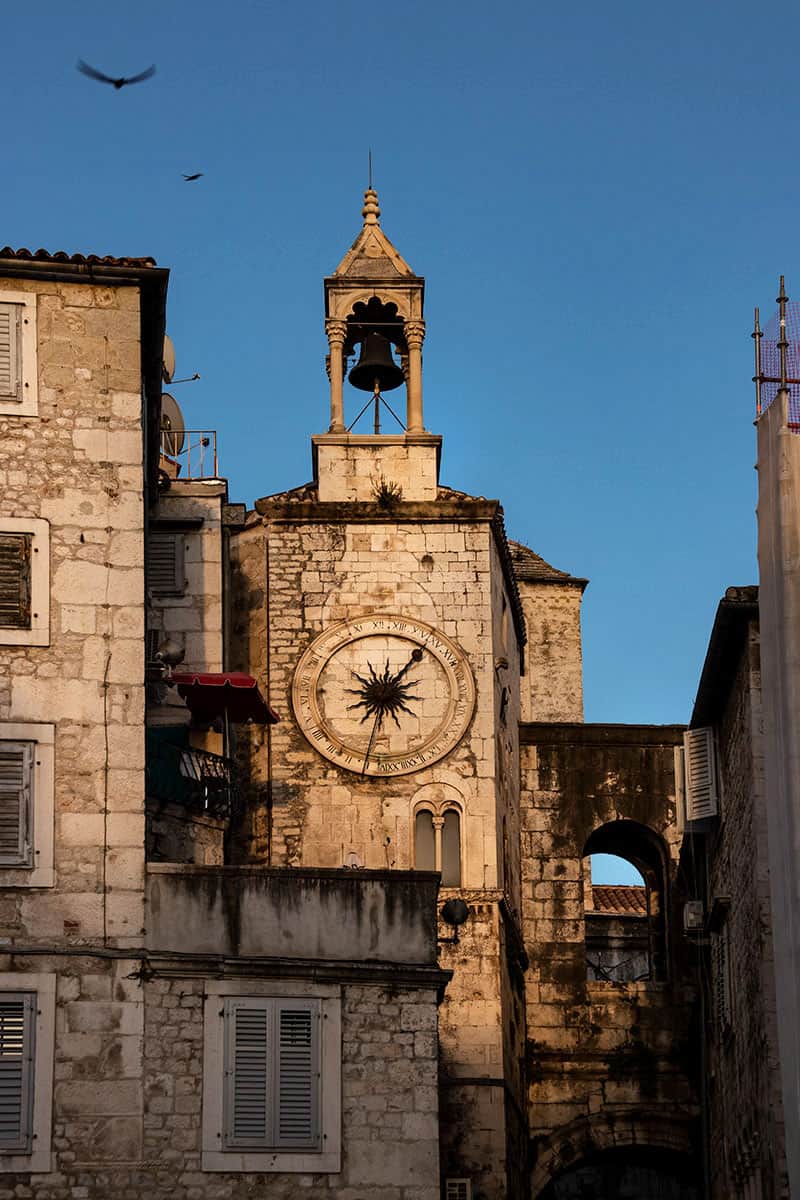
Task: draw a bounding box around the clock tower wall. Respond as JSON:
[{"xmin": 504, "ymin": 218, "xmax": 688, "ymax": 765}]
[{"xmin": 230, "ymin": 505, "xmax": 510, "ymax": 882}]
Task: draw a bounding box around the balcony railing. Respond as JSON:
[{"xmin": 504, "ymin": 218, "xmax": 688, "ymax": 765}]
[
  {"xmin": 146, "ymin": 737, "xmax": 238, "ymax": 820},
  {"xmin": 160, "ymin": 430, "xmax": 218, "ymax": 480}
]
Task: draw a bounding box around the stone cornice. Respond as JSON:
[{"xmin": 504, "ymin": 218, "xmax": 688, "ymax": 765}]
[{"xmin": 520, "ymin": 722, "xmax": 686, "ymax": 746}]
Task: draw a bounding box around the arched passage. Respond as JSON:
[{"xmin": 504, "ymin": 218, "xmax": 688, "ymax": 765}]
[
  {"xmin": 582, "ymin": 820, "xmax": 670, "ymax": 982},
  {"xmin": 536, "ymin": 1146, "xmax": 699, "ymax": 1199}
]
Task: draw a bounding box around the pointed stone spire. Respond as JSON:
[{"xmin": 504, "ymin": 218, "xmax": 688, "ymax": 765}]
[{"xmin": 362, "ymin": 187, "xmax": 380, "ymax": 226}]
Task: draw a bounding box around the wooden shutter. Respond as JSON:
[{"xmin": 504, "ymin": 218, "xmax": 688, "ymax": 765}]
[
  {"xmin": 276, "ymin": 1001, "xmax": 319, "ymax": 1150},
  {"xmin": 223, "ymin": 997, "xmax": 320, "ymax": 1152},
  {"xmin": 225, "ymin": 999, "xmax": 271, "ymax": 1147},
  {"xmin": 0, "ymin": 994, "xmax": 34, "ymax": 1152},
  {"xmin": 446, "ymin": 1182, "xmax": 472, "ymax": 1200},
  {"xmin": 0, "ymin": 305, "xmax": 20, "ymax": 402},
  {"xmin": 147, "ymin": 533, "xmax": 184, "ymax": 595},
  {"xmin": 712, "ymin": 925, "xmax": 732, "ymax": 1032},
  {"xmin": 0, "ymin": 535, "xmax": 31, "ymax": 629},
  {"xmin": 683, "ymin": 727, "xmax": 718, "ymax": 820},
  {"xmin": 0, "ymin": 743, "xmax": 31, "ymax": 866}
]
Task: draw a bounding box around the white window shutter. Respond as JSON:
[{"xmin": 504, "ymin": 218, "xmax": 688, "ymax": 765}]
[
  {"xmin": 0, "ymin": 994, "xmax": 34, "ymax": 1151},
  {"xmin": 683, "ymin": 727, "xmax": 718, "ymax": 820},
  {"xmin": 276, "ymin": 1001, "xmax": 320, "ymax": 1150},
  {"xmin": 225, "ymin": 999, "xmax": 271, "ymax": 1148},
  {"xmin": 0, "ymin": 743, "xmax": 32, "ymax": 866},
  {"xmin": 147, "ymin": 533, "xmax": 185, "ymax": 595},
  {"xmin": 0, "ymin": 305, "xmax": 20, "ymax": 402}
]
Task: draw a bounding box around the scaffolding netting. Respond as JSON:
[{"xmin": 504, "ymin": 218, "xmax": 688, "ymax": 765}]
[{"xmin": 760, "ymin": 301, "xmax": 800, "ymax": 424}]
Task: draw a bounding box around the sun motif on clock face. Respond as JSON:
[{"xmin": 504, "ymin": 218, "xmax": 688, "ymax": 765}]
[{"xmin": 292, "ymin": 615, "xmax": 475, "ymax": 777}]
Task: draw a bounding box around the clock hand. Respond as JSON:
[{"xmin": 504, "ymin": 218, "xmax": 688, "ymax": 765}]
[
  {"xmin": 390, "ymin": 646, "xmax": 424, "ymax": 685},
  {"xmin": 362, "ymin": 709, "xmax": 384, "ymax": 776}
]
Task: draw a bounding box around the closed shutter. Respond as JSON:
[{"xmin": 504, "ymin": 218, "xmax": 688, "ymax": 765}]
[
  {"xmin": 0, "ymin": 994, "xmax": 34, "ymax": 1152},
  {"xmin": 0, "ymin": 535, "xmax": 31, "ymax": 629},
  {"xmin": 446, "ymin": 1182, "xmax": 472, "ymax": 1200},
  {"xmin": 147, "ymin": 533, "xmax": 184, "ymax": 595},
  {"xmin": 713, "ymin": 925, "xmax": 732, "ymax": 1032},
  {"xmin": 223, "ymin": 997, "xmax": 320, "ymax": 1151},
  {"xmin": 0, "ymin": 743, "xmax": 31, "ymax": 866},
  {"xmin": 226, "ymin": 999, "xmax": 271, "ymax": 1147},
  {"xmin": 277, "ymin": 1002, "xmax": 319, "ymax": 1149},
  {"xmin": 683, "ymin": 727, "xmax": 718, "ymax": 820},
  {"xmin": 0, "ymin": 305, "xmax": 20, "ymax": 402}
]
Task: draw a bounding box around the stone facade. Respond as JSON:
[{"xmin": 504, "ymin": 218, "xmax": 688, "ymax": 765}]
[
  {"xmin": 687, "ymin": 588, "xmax": 788, "ymax": 1197},
  {"xmin": 520, "ymin": 723, "xmax": 700, "ymax": 1196}
]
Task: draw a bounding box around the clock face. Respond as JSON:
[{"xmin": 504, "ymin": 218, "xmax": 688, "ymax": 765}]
[{"xmin": 292, "ymin": 614, "xmax": 475, "ymax": 776}]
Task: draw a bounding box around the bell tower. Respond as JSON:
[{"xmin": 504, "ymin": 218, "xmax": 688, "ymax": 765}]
[{"xmin": 313, "ymin": 188, "xmax": 442, "ymax": 501}]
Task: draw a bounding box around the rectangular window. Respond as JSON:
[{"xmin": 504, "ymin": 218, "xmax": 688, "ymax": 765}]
[
  {"xmin": 683, "ymin": 727, "xmax": 719, "ymax": 820},
  {"xmin": 0, "ymin": 743, "xmax": 32, "ymax": 867},
  {"xmin": 446, "ymin": 1182, "xmax": 473, "ymax": 1200},
  {"xmin": 0, "ymin": 305, "xmax": 20, "ymax": 403},
  {"xmin": 0, "ymin": 535, "xmax": 31, "ymax": 630},
  {"xmin": 147, "ymin": 532, "xmax": 185, "ymax": 596},
  {"xmin": 0, "ymin": 974, "xmax": 54, "ymax": 1174},
  {"xmin": 0, "ymin": 994, "xmax": 35, "ymax": 1153},
  {"xmin": 0, "ymin": 292, "xmax": 37, "ymax": 418},
  {"xmin": 224, "ymin": 997, "xmax": 320, "ymax": 1152},
  {"xmin": 203, "ymin": 982, "xmax": 340, "ymax": 1174}
]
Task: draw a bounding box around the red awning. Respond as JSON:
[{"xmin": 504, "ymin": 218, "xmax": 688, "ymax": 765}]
[{"xmin": 169, "ymin": 672, "xmax": 279, "ymax": 725}]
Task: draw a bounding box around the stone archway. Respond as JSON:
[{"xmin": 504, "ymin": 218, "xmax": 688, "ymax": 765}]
[{"xmin": 536, "ymin": 1146, "xmax": 699, "ymax": 1199}]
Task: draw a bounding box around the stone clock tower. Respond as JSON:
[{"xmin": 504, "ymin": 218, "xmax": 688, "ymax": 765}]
[{"xmin": 230, "ymin": 190, "xmax": 528, "ymax": 1197}]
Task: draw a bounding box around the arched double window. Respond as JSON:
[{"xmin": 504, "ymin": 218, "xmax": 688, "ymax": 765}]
[{"xmin": 414, "ymin": 808, "xmax": 461, "ymax": 886}]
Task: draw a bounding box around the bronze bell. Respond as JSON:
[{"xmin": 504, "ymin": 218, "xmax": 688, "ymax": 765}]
[{"xmin": 348, "ymin": 332, "xmax": 405, "ymax": 393}]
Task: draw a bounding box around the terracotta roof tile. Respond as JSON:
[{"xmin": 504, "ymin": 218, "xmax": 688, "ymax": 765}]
[
  {"xmin": 592, "ymin": 884, "xmax": 648, "ymax": 915},
  {"xmin": 509, "ymin": 539, "xmax": 586, "ymax": 586},
  {"xmin": 0, "ymin": 246, "xmax": 157, "ymax": 268}
]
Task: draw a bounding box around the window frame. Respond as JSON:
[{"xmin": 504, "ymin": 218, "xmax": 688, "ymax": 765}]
[
  {"xmin": 0, "ymin": 724, "xmax": 54, "ymax": 888},
  {"xmin": 202, "ymin": 979, "xmax": 341, "ymax": 1174},
  {"xmin": 413, "ymin": 802, "xmax": 463, "ymax": 886},
  {"xmin": 0, "ymin": 973, "xmax": 54, "ymax": 1174},
  {"xmin": 0, "ymin": 519, "xmax": 49, "ymax": 648},
  {"xmin": 0, "ymin": 291, "xmax": 38, "ymax": 418}
]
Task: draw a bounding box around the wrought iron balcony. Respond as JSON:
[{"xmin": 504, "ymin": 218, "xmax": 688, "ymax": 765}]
[
  {"xmin": 146, "ymin": 735, "xmax": 239, "ymax": 820},
  {"xmin": 159, "ymin": 429, "xmax": 218, "ymax": 480}
]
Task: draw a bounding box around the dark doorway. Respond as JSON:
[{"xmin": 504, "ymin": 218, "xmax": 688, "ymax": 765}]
[{"xmin": 537, "ymin": 1146, "xmax": 699, "ymax": 1200}]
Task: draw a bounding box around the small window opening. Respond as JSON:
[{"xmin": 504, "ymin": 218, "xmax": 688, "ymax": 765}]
[
  {"xmin": 414, "ymin": 807, "xmax": 461, "ymax": 886},
  {"xmin": 583, "ymin": 822, "xmax": 668, "ymax": 983}
]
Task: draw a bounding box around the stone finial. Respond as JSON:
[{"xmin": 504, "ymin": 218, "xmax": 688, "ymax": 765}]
[{"xmin": 362, "ymin": 188, "xmax": 381, "ymax": 226}]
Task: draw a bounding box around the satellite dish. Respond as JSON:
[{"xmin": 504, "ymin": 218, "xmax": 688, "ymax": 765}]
[
  {"xmin": 160, "ymin": 392, "xmax": 185, "ymax": 456},
  {"xmin": 162, "ymin": 334, "xmax": 176, "ymax": 383}
]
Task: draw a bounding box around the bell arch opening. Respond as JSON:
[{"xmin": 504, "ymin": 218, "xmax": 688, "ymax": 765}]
[{"xmin": 581, "ymin": 820, "xmax": 669, "ymax": 982}]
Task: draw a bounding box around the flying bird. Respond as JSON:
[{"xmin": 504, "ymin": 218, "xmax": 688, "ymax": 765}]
[
  {"xmin": 77, "ymin": 60, "xmax": 156, "ymax": 89},
  {"xmin": 182, "ymin": 173, "xmax": 204, "ymax": 181}
]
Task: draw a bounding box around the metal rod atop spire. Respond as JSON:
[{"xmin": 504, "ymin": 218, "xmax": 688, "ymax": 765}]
[
  {"xmin": 368, "ymin": 149, "xmax": 373, "ymax": 191},
  {"xmin": 753, "ymin": 307, "xmax": 763, "ymax": 417},
  {"xmin": 778, "ymin": 276, "xmax": 789, "ymax": 389}
]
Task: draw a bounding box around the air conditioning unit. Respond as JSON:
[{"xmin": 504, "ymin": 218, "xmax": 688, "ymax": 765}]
[
  {"xmin": 445, "ymin": 1181, "xmax": 472, "ymax": 1200},
  {"xmin": 683, "ymin": 901, "xmax": 705, "ymax": 932}
]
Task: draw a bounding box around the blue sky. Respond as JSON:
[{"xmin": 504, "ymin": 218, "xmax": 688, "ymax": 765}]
[{"xmin": 5, "ymin": 0, "xmax": 792, "ymax": 736}]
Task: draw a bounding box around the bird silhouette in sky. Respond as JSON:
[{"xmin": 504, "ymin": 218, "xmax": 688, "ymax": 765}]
[
  {"xmin": 182, "ymin": 173, "xmax": 204, "ymax": 181},
  {"xmin": 77, "ymin": 60, "xmax": 156, "ymax": 89}
]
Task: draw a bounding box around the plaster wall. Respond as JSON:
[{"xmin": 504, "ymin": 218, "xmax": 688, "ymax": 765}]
[
  {"xmin": 145, "ymin": 864, "xmax": 440, "ymax": 963},
  {"xmin": 756, "ymin": 393, "xmax": 800, "ymax": 1194}
]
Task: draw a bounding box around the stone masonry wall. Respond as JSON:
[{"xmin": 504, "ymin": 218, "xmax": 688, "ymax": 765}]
[
  {"xmin": 706, "ymin": 624, "xmax": 788, "ymax": 1198},
  {"xmin": 520, "ymin": 728, "xmax": 700, "ymax": 1195},
  {"xmin": 0, "ymin": 276, "xmax": 146, "ymax": 948},
  {"xmin": 518, "ymin": 583, "xmax": 583, "ymax": 724}
]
